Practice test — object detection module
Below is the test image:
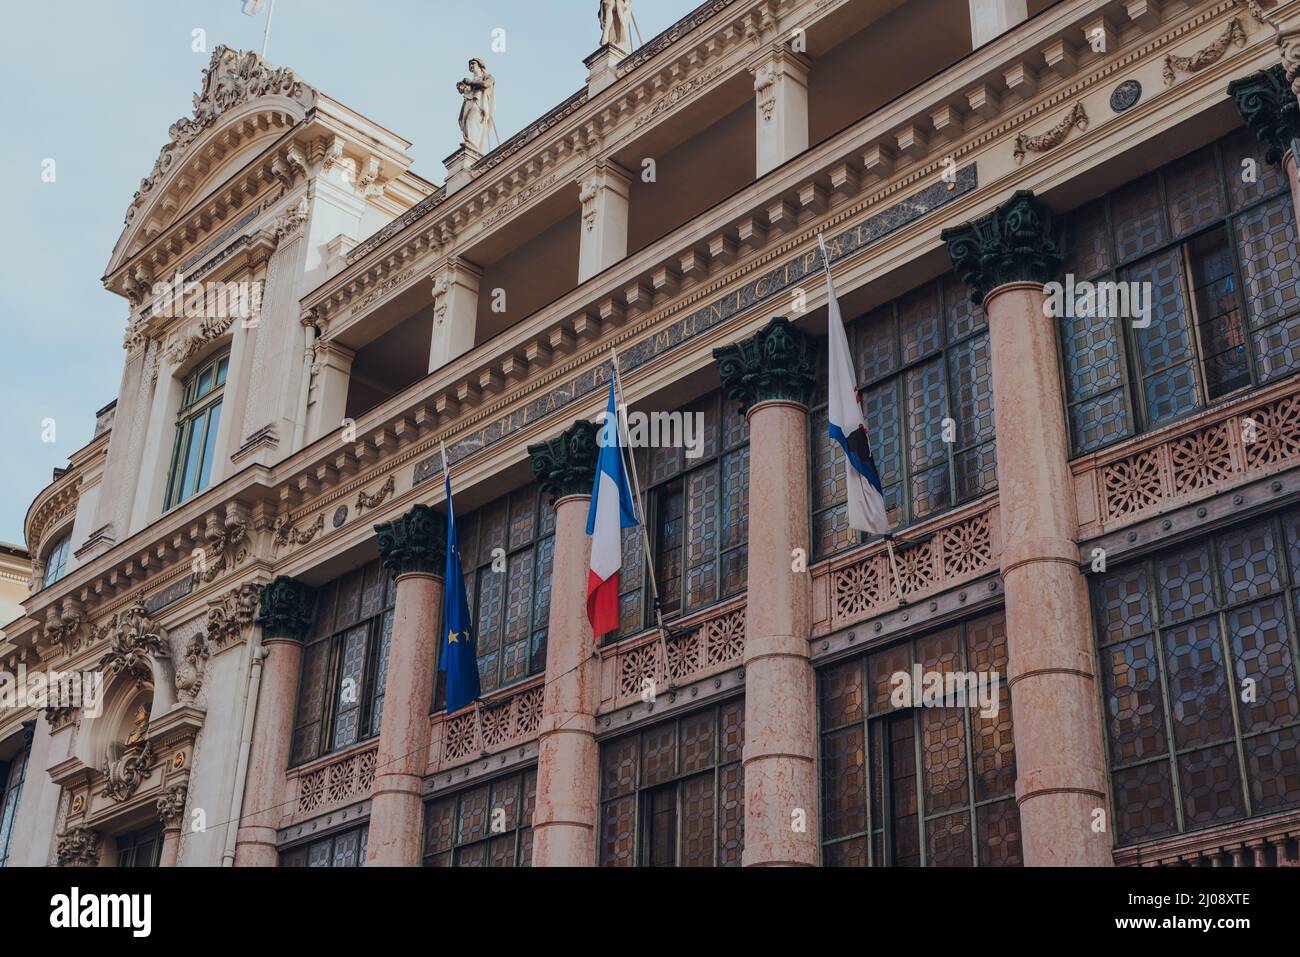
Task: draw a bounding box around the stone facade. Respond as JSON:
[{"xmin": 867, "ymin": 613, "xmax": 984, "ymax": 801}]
[{"xmin": 4, "ymin": 0, "xmax": 1300, "ymax": 868}]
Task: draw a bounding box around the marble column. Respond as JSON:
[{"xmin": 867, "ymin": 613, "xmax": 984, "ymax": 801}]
[
  {"xmin": 942, "ymin": 191, "xmax": 1112, "ymax": 866},
  {"xmin": 234, "ymin": 576, "xmax": 315, "ymax": 867},
  {"xmin": 367, "ymin": 504, "xmax": 446, "ymax": 866},
  {"xmin": 527, "ymin": 420, "xmax": 601, "ymax": 866},
  {"xmin": 577, "ymin": 162, "xmax": 633, "ymax": 283},
  {"xmin": 1229, "ymin": 63, "xmax": 1300, "ymax": 217},
  {"xmin": 713, "ymin": 319, "xmax": 818, "ymax": 867},
  {"xmin": 750, "ymin": 46, "xmax": 810, "ymax": 177},
  {"xmin": 428, "ymin": 257, "xmax": 483, "ymax": 373},
  {"xmin": 969, "ymin": 0, "xmax": 1027, "ymax": 47}
]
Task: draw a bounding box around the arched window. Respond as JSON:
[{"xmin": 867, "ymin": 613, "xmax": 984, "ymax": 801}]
[
  {"xmin": 41, "ymin": 533, "xmax": 71, "ymax": 588},
  {"xmin": 164, "ymin": 351, "xmax": 229, "ymax": 509}
]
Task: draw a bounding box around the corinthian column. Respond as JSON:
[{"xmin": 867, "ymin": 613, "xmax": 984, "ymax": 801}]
[
  {"xmin": 527, "ymin": 420, "xmax": 600, "ymax": 866},
  {"xmin": 1229, "ymin": 63, "xmax": 1300, "ymax": 217},
  {"xmin": 235, "ymin": 576, "xmax": 315, "ymax": 867},
  {"xmin": 367, "ymin": 504, "xmax": 446, "ymax": 866},
  {"xmin": 713, "ymin": 318, "xmax": 818, "ymax": 867},
  {"xmin": 942, "ymin": 191, "xmax": 1111, "ymax": 866}
]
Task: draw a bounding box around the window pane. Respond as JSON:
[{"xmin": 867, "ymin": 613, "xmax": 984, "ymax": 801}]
[
  {"xmin": 1187, "ymin": 229, "xmax": 1249, "ymax": 398},
  {"xmin": 196, "ymin": 400, "xmax": 222, "ymax": 492}
]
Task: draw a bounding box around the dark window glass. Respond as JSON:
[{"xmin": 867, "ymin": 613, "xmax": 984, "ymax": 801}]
[
  {"xmin": 0, "ymin": 737, "xmax": 31, "ymax": 867},
  {"xmin": 116, "ymin": 823, "xmax": 164, "ymax": 868},
  {"xmin": 165, "ymin": 351, "xmax": 229, "ymax": 509},
  {"xmin": 281, "ymin": 823, "xmax": 369, "ymax": 867},
  {"xmin": 40, "ymin": 534, "xmax": 71, "ymax": 589},
  {"xmin": 421, "ymin": 768, "xmax": 535, "ymax": 867}
]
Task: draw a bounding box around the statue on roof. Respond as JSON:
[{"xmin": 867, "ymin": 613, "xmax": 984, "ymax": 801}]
[
  {"xmin": 456, "ymin": 58, "xmax": 496, "ymax": 155},
  {"xmin": 599, "ymin": 0, "xmax": 633, "ymax": 51}
]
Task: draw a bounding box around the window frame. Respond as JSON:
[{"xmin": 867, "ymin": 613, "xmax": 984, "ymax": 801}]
[
  {"xmin": 280, "ymin": 823, "xmax": 369, "ymax": 867},
  {"xmin": 115, "ymin": 822, "xmax": 164, "ymax": 868},
  {"xmin": 0, "ymin": 734, "xmax": 31, "ymax": 868},
  {"xmin": 40, "ymin": 532, "xmax": 72, "ymax": 589},
  {"xmin": 163, "ymin": 350, "xmax": 229, "ymax": 510},
  {"xmin": 421, "ymin": 767, "xmax": 536, "ymax": 867}
]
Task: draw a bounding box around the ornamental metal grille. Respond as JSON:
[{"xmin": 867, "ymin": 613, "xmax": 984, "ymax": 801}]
[
  {"xmin": 811, "ymin": 272, "xmax": 994, "ymax": 561},
  {"xmin": 438, "ymin": 485, "xmax": 554, "ymax": 699},
  {"xmin": 291, "ymin": 558, "xmax": 396, "ymax": 766},
  {"xmin": 1093, "ymin": 511, "xmax": 1300, "ymax": 846},
  {"xmin": 1060, "ymin": 128, "xmax": 1300, "ymax": 454},
  {"xmin": 281, "ymin": 823, "xmax": 369, "ymax": 867},
  {"xmin": 817, "ymin": 609, "xmax": 1021, "ymax": 866},
  {"xmin": 422, "ymin": 768, "xmax": 536, "ymax": 867},
  {"xmin": 598, "ymin": 699, "xmax": 745, "ymax": 866}
]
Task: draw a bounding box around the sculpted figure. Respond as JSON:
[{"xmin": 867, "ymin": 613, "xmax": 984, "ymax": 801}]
[
  {"xmin": 599, "ymin": 0, "xmax": 633, "ymax": 50},
  {"xmin": 456, "ymin": 58, "xmax": 495, "ymax": 154}
]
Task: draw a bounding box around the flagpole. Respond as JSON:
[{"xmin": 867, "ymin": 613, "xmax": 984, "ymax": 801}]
[
  {"xmin": 260, "ymin": 0, "xmax": 276, "ymax": 59},
  {"xmin": 817, "ymin": 230, "xmax": 907, "ymax": 606},
  {"xmin": 608, "ymin": 349, "xmax": 672, "ymax": 683}
]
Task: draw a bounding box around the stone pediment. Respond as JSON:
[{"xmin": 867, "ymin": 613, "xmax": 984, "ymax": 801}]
[{"xmin": 106, "ymin": 44, "xmax": 316, "ymax": 281}]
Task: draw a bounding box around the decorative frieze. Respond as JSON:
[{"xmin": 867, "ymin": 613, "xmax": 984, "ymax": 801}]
[
  {"xmin": 157, "ymin": 784, "xmax": 188, "ymax": 828},
  {"xmin": 1229, "ymin": 63, "xmax": 1300, "ymax": 165},
  {"xmin": 98, "ymin": 595, "xmax": 168, "ymax": 689},
  {"xmin": 205, "ymin": 581, "xmax": 261, "ymax": 648},
  {"xmin": 173, "ymin": 633, "xmax": 210, "ymax": 703},
  {"xmin": 255, "ymin": 576, "xmax": 315, "ymax": 642},
  {"xmin": 272, "ymin": 512, "xmax": 323, "ymax": 554},
  {"xmin": 296, "ymin": 745, "xmax": 377, "ymax": 816},
  {"xmin": 354, "ymin": 475, "xmax": 395, "ymax": 514},
  {"xmin": 1163, "ymin": 15, "xmax": 1246, "ymax": 85},
  {"xmin": 440, "ymin": 683, "xmax": 543, "ymax": 765},
  {"xmin": 713, "ymin": 316, "xmax": 816, "ymax": 413},
  {"xmin": 374, "ymin": 503, "xmax": 446, "ymax": 578},
  {"xmin": 1013, "ymin": 102, "xmax": 1088, "ymax": 164},
  {"xmin": 528, "ymin": 419, "xmax": 599, "ymax": 504},
  {"xmin": 941, "ymin": 189, "xmax": 1062, "ymax": 305},
  {"xmin": 55, "ymin": 827, "xmax": 101, "ymax": 866}
]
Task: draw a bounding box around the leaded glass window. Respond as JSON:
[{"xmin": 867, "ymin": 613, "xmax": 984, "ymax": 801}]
[
  {"xmin": 422, "ymin": 768, "xmax": 536, "ymax": 866},
  {"xmin": 1059, "ymin": 129, "xmax": 1300, "ymax": 453},
  {"xmin": 598, "ymin": 699, "xmax": 745, "ymax": 866},
  {"xmin": 811, "ymin": 272, "xmax": 994, "ymax": 561},
  {"xmin": 281, "ymin": 823, "xmax": 369, "ymax": 867},
  {"xmin": 290, "ymin": 558, "xmax": 396, "ymax": 766},
  {"xmin": 438, "ymin": 485, "xmax": 554, "ymax": 699},
  {"xmin": 164, "ymin": 350, "xmax": 229, "ymax": 509},
  {"xmin": 116, "ymin": 823, "xmax": 164, "ymax": 868},
  {"xmin": 818, "ymin": 609, "xmax": 1021, "ymax": 866},
  {"xmin": 1093, "ymin": 512, "xmax": 1300, "ymax": 846}
]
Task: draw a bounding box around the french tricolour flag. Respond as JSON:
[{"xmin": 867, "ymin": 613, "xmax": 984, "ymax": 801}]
[
  {"xmin": 823, "ymin": 237, "xmax": 890, "ymax": 536},
  {"xmin": 586, "ymin": 374, "xmax": 639, "ymax": 639}
]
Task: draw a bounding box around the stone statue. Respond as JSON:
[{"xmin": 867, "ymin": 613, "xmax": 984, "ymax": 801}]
[
  {"xmin": 456, "ymin": 58, "xmax": 496, "ymax": 155},
  {"xmin": 124, "ymin": 703, "xmax": 149, "ymax": 747},
  {"xmin": 599, "ymin": 0, "xmax": 633, "ymax": 50}
]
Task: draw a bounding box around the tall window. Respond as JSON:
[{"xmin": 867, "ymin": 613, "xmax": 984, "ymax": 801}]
[
  {"xmin": 1092, "ymin": 512, "xmax": 1300, "ymax": 847},
  {"xmin": 422, "ymin": 768, "xmax": 536, "ymax": 866},
  {"xmin": 615, "ymin": 389, "xmax": 749, "ymax": 639},
  {"xmin": 281, "ymin": 824, "xmax": 368, "ymax": 866},
  {"xmin": 810, "ymin": 272, "xmax": 995, "ymax": 561},
  {"xmin": 116, "ymin": 823, "xmax": 163, "ymax": 868},
  {"xmin": 818, "ymin": 610, "xmax": 1021, "ymax": 866},
  {"xmin": 1059, "ymin": 127, "xmax": 1300, "ymax": 453},
  {"xmin": 442, "ymin": 485, "xmax": 554, "ymax": 699},
  {"xmin": 40, "ymin": 534, "xmax": 71, "ymax": 588},
  {"xmin": 598, "ymin": 699, "xmax": 745, "ymax": 866},
  {"xmin": 164, "ymin": 351, "xmax": 229, "ymax": 509},
  {"xmin": 290, "ymin": 558, "xmax": 395, "ymax": 766},
  {"xmin": 0, "ymin": 735, "xmax": 31, "ymax": 867}
]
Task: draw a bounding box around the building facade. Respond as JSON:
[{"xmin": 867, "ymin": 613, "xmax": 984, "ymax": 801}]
[{"xmin": 3, "ymin": 0, "xmax": 1300, "ymax": 867}]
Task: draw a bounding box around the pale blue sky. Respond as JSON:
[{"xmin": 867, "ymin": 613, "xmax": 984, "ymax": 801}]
[{"xmin": 0, "ymin": 0, "xmax": 693, "ymax": 545}]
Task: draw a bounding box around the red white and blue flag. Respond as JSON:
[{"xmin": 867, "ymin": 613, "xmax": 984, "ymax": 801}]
[{"xmin": 586, "ymin": 374, "xmax": 639, "ymax": 639}]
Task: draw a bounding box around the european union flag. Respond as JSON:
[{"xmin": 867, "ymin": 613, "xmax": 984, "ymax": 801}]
[{"xmin": 440, "ymin": 470, "xmax": 480, "ymax": 713}]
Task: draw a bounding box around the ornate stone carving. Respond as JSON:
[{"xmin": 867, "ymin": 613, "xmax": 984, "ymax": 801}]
[
  {"xmin": 191, "ymin": 514, "xmax": 249, "ymax": 585},
  {"xmin": 56, "ymin": 827, "xmax": 102, "ymax": 866},
  {"xmin": 174, "ymin": 634, "xmax": 210, "ymax": 703},
  {"xmin": 1229, "ymin": 63, "xmax": 1300, "ymax": 165},
  {"xmin": 355, "ymin": 475, "xmax": 395, "ymax": 513},
  {"xmin": 126, "ymin": 45, "xmax": 310, "ymax": 225},
  {"xmin": 272, "ymin": 512, "xmax": 324, "ymax": 553},
  {"xmin": 456, "ymin": 58, "xmax": 496, "ymax": 154},
  {"xmin": 44, "ymin": 601, "xmax": 88, "ymax": 657},
  {"xmin": 205, "ymin": 581, "xmax": 261, "ymax": 648},
  {"xmin": 164, "ymin": 314, "xmax": 237, "ymax": 365},
  {"xmin": 157, "ymin": 784, "xmax": 188, "ymax": 829},
  {"xmin": 98, "ymin": 594, "xmax": 168, "ymax": 688},
  {"xmin": 528, "ymin": 419, "xmax": 600, "ymax": 504},
  {"xmin": 579, "ymin": 177, "xmax": 600, "ymax": 232},
  {"xmin": 44, "ymin": 705, "xmax": 77, "ymax": 732},
  {"xmin": 1013, "ymin": 103, "xmax": 1088, "ymax": 164},
  {"xmin": 256, "ymin": 576, "xmax": 316, "ymax": 642},
  {"xmin": 122, "ymin": 316, "xmax": 149, "ymax": 352},
  {"xmin": 273, "ymin": 195, "xmax": 310, "ymax": 244},
  {"xmin": 375, "ymin": 504, "xmax": 446, "ymax": 578},
  {"xmin": 1163, "ymin": 17, "xmax": 1246, "ymax": 85},
  {"xmin": 941, "ymin": 189, "xmax": 1062, "ymax": 305},
  {"xmin": 753, "ymin": 62, "xmax": 776, "ymax": 122},
  {"xmin": 102, "ymin": 716, "xmax": 156, "ymax": 804},
  {"xmin": 712, "ymin": 317, "xmax": 816, "ymax": 413},
  {"xmin": 1110, "ymin": 79, "xmax": 1142, "ymax": 113}
]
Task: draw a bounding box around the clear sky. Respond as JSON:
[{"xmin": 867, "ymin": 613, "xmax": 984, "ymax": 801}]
[{"xmin": 0, "ymin": 0, "xmax": 693, "ymax": 546}]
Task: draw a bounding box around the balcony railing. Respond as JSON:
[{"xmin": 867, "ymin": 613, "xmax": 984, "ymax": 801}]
[{"xmin": 1114, "ymin": 809, "xmax": 1300, "ymax": 867}]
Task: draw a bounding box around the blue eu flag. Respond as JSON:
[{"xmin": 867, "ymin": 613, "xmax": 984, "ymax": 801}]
[{"xmin": 440, "ymin": 471, "xmax": 480, "ymax": 713}]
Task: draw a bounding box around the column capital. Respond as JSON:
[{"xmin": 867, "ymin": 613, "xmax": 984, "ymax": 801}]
[
  {"xmin": 528, "ymin": 419, "xmax": 599, "ymax": 505},
  {"xmin": 255, "ymin": 575, "xmax": 316, "ymax": 642},
  {"xmin": 712, "ymin": 316, "xmax": 816, "ymax": 414},
  {"xmin": 1228, "ymin": 63, "xmax": 1300, "ymax": 165},
  {"xmin": 375, "ymin": 503, "xmax": 447, "ymax": 578},
  {"xmin": 941, "ymin": 189, "xmax": 1062, "ymax": 305}
]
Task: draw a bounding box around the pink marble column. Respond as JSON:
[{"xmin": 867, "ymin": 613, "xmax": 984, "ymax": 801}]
[
  {"xmin": 1284, "ymin": 150, "xmax": 1300, "ymax": 225},
  {"xmin": 234, "ymin": 576, "xmax": 315, "ymax": 867},
  {"xmin": 158, "ymin": 828, "xmax": 181, "ymax": 867},
  {"xmin": 714, "ymin": 318, "xmax": 819, "ymax": 867},
  {"xmin": 982, "ymin": 281, "xmax": 1112, "ymax": 866},
  {"xmin": 528, "ymin": 420, "xmax": 600, "ymax": 866},
  {"xmin": 368, "ymin": 504, "xmax": 445, "ymax": 866}
]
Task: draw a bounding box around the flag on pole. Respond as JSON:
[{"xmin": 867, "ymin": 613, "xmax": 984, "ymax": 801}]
[
  {"xmin": 822, "ymin": 236, "xmax": 890, "ymax": 536},
  {"xmin": 586, "ymin": 374, "xmax": 639, "ymax": 639},
  {"xmin": 440, "ymin": 467, "xmax": 480, "ymax": 713},
  {"xmin": 241, "ymin": 0, "xmax": 265, "ymax": 14}
]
